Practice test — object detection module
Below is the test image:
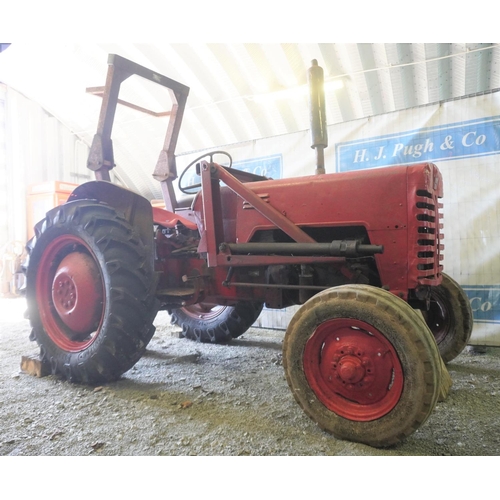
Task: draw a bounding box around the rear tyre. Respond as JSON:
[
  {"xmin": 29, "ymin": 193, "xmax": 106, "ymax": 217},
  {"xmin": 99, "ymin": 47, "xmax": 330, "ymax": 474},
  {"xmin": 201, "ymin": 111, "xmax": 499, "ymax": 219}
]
[
  {"xmin": 25, "ymin": 200, "xmax": 158, "ymax": 384},
  {"xmin": 283, "ymin": 284, "xmax": 441, "ymax": 448},
  {"xmin": 171, "ymin": 301, "xmax": 263, "ymax": 343},
  {"xmin": 424, "ymin": 273, "xmax": 473, "ymax": 363}
]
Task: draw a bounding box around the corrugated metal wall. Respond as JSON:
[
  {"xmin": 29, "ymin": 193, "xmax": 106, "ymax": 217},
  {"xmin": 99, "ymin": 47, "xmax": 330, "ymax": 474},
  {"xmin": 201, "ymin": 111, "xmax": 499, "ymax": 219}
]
[{"xmin": 0, "ymin": 85, "xmax": 89, "ymax": 247}]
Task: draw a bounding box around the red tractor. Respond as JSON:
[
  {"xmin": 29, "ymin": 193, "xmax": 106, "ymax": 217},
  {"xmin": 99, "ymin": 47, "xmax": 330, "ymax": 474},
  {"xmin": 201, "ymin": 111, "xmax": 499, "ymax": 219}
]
[{"xmin": 25, "ymin": 55, "xmax": 472, "ymax": 447}]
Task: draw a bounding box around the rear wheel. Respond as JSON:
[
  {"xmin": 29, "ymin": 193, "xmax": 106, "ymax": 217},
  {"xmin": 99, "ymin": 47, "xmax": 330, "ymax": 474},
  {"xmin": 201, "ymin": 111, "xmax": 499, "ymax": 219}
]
[
  {"xmin": 25, "ymin": 200, "xmax": 158, "ymax": 384},
  {"xmin": 424, "ymin": 273, "xmax": 473, "ymax": 363},
  {"xmin": 171, "ymin": 301, "xmax": 263, "ymax": 343},
  {"xmin": 283, "ymin": 284, "xmax": 441, "ymax": 448}
]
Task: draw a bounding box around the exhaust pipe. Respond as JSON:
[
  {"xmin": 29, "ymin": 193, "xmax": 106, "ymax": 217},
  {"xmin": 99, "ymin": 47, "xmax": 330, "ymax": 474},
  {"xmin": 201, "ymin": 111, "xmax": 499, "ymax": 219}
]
[{"xmin": 308, "ymin": 59, "xmax": 328, "ymax": 175}]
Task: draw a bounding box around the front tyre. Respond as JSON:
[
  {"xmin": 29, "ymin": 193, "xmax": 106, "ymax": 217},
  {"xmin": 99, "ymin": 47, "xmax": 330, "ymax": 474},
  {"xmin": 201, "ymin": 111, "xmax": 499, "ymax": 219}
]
[
  {"xmin": 26, "ymin": 200, "xmax": 158, "ymax": 384},
  {"xmin": 424, "ymin": 273, "xmax": 473, "ymax": 363},
  {"xmin": 283, "ymin": 284, "xmax": 442, "ymax": 448},
  {"xmin": 171, "ymin": 301, "xmax": 263, "ymax": 343}
]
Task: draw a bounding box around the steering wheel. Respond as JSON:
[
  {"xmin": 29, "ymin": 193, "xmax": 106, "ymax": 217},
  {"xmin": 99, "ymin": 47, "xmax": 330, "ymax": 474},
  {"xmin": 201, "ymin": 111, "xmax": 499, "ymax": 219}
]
[{"xmin": 178, "ymin": 151, "xmax": 232, "ymax": 195}]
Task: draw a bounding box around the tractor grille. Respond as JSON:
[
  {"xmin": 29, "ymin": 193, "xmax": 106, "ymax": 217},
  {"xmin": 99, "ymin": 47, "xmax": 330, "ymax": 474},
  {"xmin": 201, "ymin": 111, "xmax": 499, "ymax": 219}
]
[{"xmin": 414, "ymin": 189, "xmax": 444, "ymax": 284}]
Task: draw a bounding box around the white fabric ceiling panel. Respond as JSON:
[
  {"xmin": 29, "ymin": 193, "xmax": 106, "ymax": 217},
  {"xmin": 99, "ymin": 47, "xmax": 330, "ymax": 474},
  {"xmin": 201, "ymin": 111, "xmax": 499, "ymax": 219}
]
[{"xmin": 0, "ymin": 42, "xmax": 499, "ymax": 200}]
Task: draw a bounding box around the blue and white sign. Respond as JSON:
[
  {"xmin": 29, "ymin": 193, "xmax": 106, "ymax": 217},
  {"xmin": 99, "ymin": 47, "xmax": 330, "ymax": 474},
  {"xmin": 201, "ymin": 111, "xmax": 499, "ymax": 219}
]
[
  {"xmin": 336, "ymin": 117, "xmax": 500, "ymax": 172},
  {"xmin": 233, "ymin": 154, "xmax": 282, "ymax": 179},
  {"xmin": 179, "ymin": 154, "xmax": 282, "ymax": 190},
  {"xmin": 462, "ymin": 286, "xmax": 500, "ymax": 325}
]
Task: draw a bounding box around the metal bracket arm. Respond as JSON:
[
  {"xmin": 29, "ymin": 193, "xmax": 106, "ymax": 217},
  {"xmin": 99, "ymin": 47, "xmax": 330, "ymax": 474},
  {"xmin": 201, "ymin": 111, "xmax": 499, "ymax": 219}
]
[
  {"xmin": 215, "ymin": 164, "xmax": 316, "ymax": 244},
  {"xmin": 87, "ymin": 53, "xmax": 190, "ymax": 199}
]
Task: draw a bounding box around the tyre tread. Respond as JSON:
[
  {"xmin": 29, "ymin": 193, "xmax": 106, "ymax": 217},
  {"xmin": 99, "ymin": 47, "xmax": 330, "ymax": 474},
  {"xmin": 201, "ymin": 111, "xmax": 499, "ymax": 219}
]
[
  {"xmin": 172, "ymin": 301, "xmax": 263, "ymax": 344},
  {"xmin": 283, "ymin": 284, "xmax": 441, "ymax": 448},
  {"xmin": 26, "ymin": 200, "xmax": 158, "ymax": 384}
]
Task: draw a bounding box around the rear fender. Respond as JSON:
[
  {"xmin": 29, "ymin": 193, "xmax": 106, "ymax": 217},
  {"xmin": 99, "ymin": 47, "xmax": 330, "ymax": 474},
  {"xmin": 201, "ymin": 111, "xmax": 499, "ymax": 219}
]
[{"xmin": 68, "ymin": 181, "xmax": 155, "ymax": 270}]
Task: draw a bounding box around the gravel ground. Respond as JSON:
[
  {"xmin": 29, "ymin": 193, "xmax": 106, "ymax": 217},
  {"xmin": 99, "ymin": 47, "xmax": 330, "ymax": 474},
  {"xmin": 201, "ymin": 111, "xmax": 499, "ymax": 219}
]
[{"xmin": 1, "ymin": 297, "xmax": 500, "ymax": 458}]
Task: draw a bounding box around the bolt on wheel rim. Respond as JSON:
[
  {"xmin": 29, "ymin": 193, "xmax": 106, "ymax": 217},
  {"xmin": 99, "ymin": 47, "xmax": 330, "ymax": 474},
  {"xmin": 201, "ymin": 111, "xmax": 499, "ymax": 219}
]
[
  {"xmin": 36, "ymin": 235, "xmax": 105, "ymax": 352},
  {"xmin": 303, "ymin": 318, "xmax": 404, "ymax": 421},
  {"xmin": 425, "ymin": 297, "xmax": 450, "ymax": 344},
  {"xmin": 182, "ymin": 303, "xmax": 225, "ymax": 320}
]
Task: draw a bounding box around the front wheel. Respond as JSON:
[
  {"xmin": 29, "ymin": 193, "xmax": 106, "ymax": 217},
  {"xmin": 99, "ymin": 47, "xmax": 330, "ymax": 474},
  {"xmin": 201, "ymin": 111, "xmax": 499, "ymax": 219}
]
[
  {"xmin": 171, "ymin": 301, "xmax": 263, "ymax": 343},
  {"xmin": 424, "ymin": 273, "xmax": 473, "ymax": 363},
  {"xmin": 25, "ymin": 201, "xmax": 158, "ymax": 384},
  {"xmin": 283, "ymin": 284, "xmax": 442, "ymax": 448}
]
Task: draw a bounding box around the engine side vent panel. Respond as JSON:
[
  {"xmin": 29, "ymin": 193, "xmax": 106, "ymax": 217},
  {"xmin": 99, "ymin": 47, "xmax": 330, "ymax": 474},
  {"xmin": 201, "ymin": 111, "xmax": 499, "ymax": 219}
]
[{"xmin": 413, "ymin": 190, "xmax": 444, "ymax": 284}]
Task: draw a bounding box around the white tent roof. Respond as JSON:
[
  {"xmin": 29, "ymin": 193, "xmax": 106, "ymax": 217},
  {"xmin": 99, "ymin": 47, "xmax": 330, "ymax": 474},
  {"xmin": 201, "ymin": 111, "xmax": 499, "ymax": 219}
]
[{"xmin": 1, "ymin": 42, "xmax": 499, "ymax": 199}]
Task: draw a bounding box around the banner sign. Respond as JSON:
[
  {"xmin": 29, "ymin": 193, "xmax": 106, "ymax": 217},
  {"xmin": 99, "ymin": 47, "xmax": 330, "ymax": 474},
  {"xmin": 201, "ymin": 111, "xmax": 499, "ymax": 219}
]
[
  {"xmin": 462, "ymin": 286, "xmax": 500, "ymax": 325},
  {"xmin": 336, "ymin": 117, "xmax": 500, "ymax": 172},
  {"xmin": 233, "ymin": 154, "xmax": 282, "ymax": 179},
  {"xmin": 179, "ymin": 154, "xmax": 283, "ymax": 189}
]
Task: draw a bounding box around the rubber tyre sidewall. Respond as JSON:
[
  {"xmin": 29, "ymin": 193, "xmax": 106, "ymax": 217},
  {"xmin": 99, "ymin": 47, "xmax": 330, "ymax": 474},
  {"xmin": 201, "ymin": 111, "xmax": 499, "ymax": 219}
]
[
  {"xmin": 172, "ymin": 302, "xmax": 263, "ymax": 343},
  {"xmin": 26, "ymin": 201, "xmax": 158, "ymax": 384},
  {"xmin": 428, "ymin": 273, "xmax": 473, "ymax": 363},
  {"xmin": 283, "ymin": 285, "xmax": 441, "ymax": 448}
]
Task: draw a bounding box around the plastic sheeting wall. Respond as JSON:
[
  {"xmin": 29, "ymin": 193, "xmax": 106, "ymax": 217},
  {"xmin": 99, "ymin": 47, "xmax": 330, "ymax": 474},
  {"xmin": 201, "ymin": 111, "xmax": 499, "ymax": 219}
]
[
  {"xmin": 0, "ymin": 85, "xmax": 90, "ymax": 247},
  {"xmin": 179, "ymin": 90, "xmax": 500, "ymax": 346},
  {"xmin": 0, "ymin": 85, "xmax": 7, "ymax": 246}
]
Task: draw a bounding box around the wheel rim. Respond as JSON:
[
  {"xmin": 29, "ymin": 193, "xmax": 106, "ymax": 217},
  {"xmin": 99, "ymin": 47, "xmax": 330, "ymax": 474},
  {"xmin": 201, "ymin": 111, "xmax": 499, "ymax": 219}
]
[
  {"xmin": 36, "ymin": 235, "xmax": 104, "ymax": 352},
  {"xmin": 303, "ymin": 318, "xmax": 404, "ymax": 421},
  {"xmin": 425, "ymin": 294, "xmax": 451, "ymax": 345},
  {"xmin": 181, "ymin": 303, "xmax": 226, "ymax": 320}
]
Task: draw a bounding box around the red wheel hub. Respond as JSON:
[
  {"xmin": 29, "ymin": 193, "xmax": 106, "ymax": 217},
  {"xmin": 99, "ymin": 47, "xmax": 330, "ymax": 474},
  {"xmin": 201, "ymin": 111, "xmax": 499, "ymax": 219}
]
[
  {"xmin": 303, "ymin": 318, "xmax": 404, "ymax": 421},
  {"xmin": 337, "ymin": 355, "xmax": 365, "ymax": 384},
  {"xmin": 36, "ymin": 235, "xmax": 105, "ymax": 351},
  {"xmin": 51, "ymin": 252, "xmax": 103, "ymax": 334}
]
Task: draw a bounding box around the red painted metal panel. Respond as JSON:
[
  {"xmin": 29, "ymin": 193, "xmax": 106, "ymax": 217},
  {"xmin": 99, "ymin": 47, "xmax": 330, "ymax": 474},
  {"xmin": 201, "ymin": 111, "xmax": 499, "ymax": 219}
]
[
  {"xmin": 152, "ymin": 206, "xmax": 197, "ymax": 230},
  {"xmin": 190, "ymin": 162, "xmax": 442, "ymax": 299}
]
